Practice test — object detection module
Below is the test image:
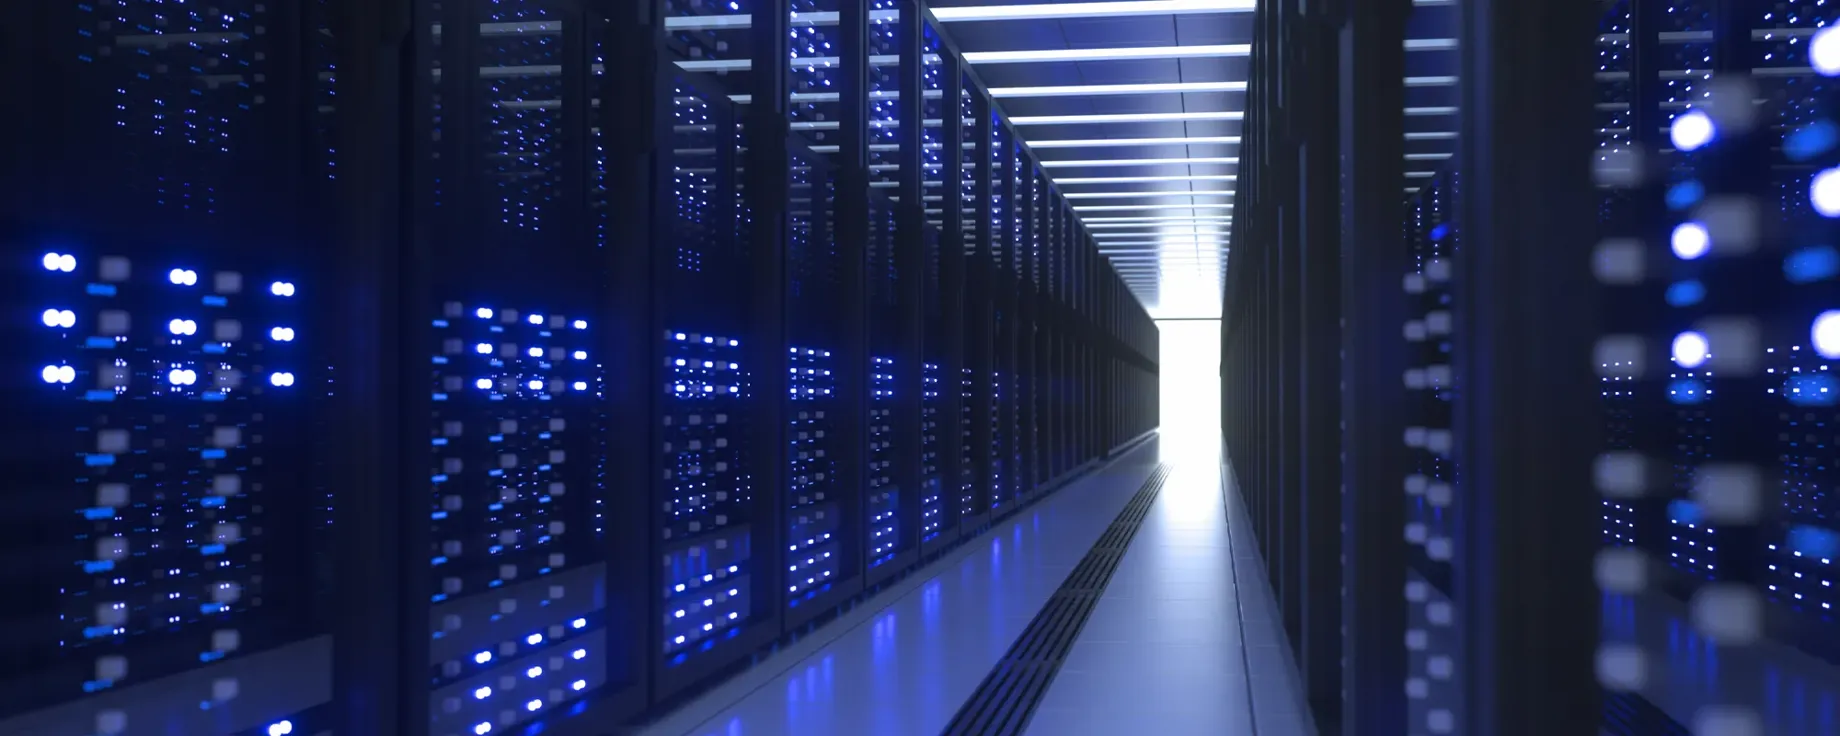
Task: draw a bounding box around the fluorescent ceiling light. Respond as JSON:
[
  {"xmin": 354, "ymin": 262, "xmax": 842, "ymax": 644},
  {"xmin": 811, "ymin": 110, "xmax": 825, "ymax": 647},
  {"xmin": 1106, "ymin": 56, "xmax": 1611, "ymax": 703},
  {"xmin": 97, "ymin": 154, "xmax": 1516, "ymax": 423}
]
[
  {"xmin": 1058, "ymin": 175, "xmax": 1237, "ymax": 184},
  {"xmin": 1083, "ymin": 216, "xmax": 1233, "ymax": 223},
  {"xmin": 1406, "ymin": 106, "xmax": 1458, "ymax": 116},
  {"xmin": 1043, "ymin": 157, "xmax": 1237, "ymax": 168},
  {"xmin": 1405, "ymin": 38, "xmax": 1459, "ymax": 51},
  {"xmin": 1088, "ymin": 223, "xmax": 1229, "ymax": 230},
  {"xmin": 1063, "ymin": 190, "xmax": 1236, "ymax": 199},
  {"xmin": 1028, "ymin": 136, "xmax": 1240, "ymax": 149},
  {"xmin": 1099, "ymin": 244, "xmax": 1226, "ymax": 250},
  {"xmin": 1093, "ymin": 230, "xmax": 1228, "ymax": 236},
  {"xmin": 1406, "ymin": 131, "xmax": 1459, "ymax": 141},
  {"xmin": 991, "ymin": 81, "xmax": 1245, "ymax": 98},
  {"xmin": 669, "ymin": 1, "xmax": 1255, "ymax": 28},
  {"xmin": 1406, "ymin": 153, "xmax": 1453, "ymax": 160},
  {"xmin": 1407, "ymin": 75, "xmax": 1459, "ymax": 87},
  {"xmin": 962, "ymin": 44, "xmax": 1248, "ymax": 64},
  {"xmin": 1076, "ymin": 204, "xmax": 1234, "ymax": 211},
  {"xmin": 929, "ymin": 0, "xmax": 1253, "ymax": 22},
  {"xmin": 1013, "ymin": 111, "xmax": 1241, "ymax": 126}
]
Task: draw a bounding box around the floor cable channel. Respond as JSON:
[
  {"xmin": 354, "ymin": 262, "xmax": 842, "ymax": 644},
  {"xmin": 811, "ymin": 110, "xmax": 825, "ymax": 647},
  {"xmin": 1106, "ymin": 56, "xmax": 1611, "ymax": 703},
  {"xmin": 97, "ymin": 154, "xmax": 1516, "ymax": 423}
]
[{"xmin": 939, "ymin": 464, "xmax": 1173, "ymax": 736}]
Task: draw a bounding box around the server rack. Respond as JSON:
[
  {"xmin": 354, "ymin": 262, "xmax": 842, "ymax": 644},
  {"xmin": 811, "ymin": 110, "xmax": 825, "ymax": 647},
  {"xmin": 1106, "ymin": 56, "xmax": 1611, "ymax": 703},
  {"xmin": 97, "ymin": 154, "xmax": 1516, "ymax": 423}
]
[
  {"xmin": 1226, "ymin": 0, "xmax": 1840, "ymax": 734},
  {"xmin": 1, "ymin": 1, "xmax": 1158, "ymax": 735}
]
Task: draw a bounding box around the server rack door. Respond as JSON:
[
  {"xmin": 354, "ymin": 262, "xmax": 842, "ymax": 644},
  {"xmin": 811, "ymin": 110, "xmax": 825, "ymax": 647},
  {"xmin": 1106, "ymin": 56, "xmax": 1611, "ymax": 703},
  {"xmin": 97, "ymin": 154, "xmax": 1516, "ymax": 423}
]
[
  {"xmin": 782, "ymin": 0, "xmax": 865, "ymax": 630},
  {"xmin": 3, "ymin": 3, "xmax": 340, "ymax": 734},
  {"xmin": 930, "ymin": 38, "xmax": 969, "ymax": 550},
  {"xmin": 1016, "ymin": 162, "xmax": 1039, "ymax": 500},
  {"xmin": 411, "ymin": 2, "xmax": 639, "ymax": 732},
  {"xmin": 918, "ymin": 24, "xmax": 950, "ymax": 551},
  {"xmin": 965, "ymin": 84, "xmax": 998, "ymax": 528},
  {"xmin": 1590, "ymin": 1, "xmax": 1840, "ymax": 733},
  {"xmin": 648, "ymin": 0, "xmax": 788, "ymax": 690},
  {"xmin": 989, "ymin": 122, "xmax": 1015, "ymax": 514}
]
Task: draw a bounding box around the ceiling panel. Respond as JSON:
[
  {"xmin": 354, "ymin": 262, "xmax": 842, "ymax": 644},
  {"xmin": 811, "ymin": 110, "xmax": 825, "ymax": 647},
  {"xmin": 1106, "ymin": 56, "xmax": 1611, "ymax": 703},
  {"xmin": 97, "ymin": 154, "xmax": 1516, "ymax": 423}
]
[{"xmin": 926, "ymin": 0, "xmax": 1459, "ymax": 317}]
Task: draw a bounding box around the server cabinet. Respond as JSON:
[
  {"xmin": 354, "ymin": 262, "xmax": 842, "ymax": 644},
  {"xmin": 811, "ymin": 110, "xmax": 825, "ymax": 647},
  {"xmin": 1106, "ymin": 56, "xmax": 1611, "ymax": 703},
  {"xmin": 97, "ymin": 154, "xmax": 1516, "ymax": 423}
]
[
  {"xmin": 408, "ymin": 3, "xmax": 647, "ymax": 733},
  {"xmin": 3, "ymin": 2, "xmax": 340, "ymax": 734},
  {"xmin": 918, "ymin": 25, "xmax": 951, "ymax": 552},
  {"xmin": 965, "ymin": 83, "xmax": 999, "ymax": 529},
  {"xmin": 780, "ymin": 0, "xmax": 867, "ymax": 630},
  {"xmin": 643, "ymin": 0, "xmax": 790, "ymax": 695},
  {"xmin": 989, "ymin": 123, "xmax": 1016, "ymax": 514}
]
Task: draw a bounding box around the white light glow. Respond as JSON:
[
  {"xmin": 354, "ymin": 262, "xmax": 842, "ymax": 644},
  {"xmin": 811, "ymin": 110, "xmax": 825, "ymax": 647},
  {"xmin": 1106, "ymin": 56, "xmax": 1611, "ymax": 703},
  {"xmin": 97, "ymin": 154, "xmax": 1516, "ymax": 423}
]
[
  {"xmin": 1814, "ymin": 26, "xmax": 1840, "ymax": 76},
  {"xmin": 1812, "ymin": 167, "xmax": 1840, "ymax": 218},
  {"xmin": 1671, "ymin": 221, "xmax": 1711, "ymax": 260},
  {"xmin": 991, "ymin": 81, "xmax": 1244, "ymax": 98},
  {"xmin": 169, "ymin": 268, "xmax": 198, "ymax": 286},
  {"xmin": 931, "ymin": 0, "xmax": 1251, "ymax": 22},
  {"xmin": 963, "ymin": 44, "xmax": 1249, "ymax": 65},
  {"xmin": 43, "ymin": 252, "xmax": 76, "ymax": 272},
  {"xmin": 1010, "ymin": 111, "xmax": 1241, "ymax": 125},
  {"xmin": 1041, "ymin": 157, "xmax": 1237, "ymax": 168},
  {"xmin": 42, "ymin": 309, "xmax": 76, "ymax": 328},
  {"xmin": 1063, "ymin": 189, "xmax": 1236, "ymax": 199},
  {"xmin": 1028, "ymin": 136, "xmax": 1239, "ymax": 149},
  {"xmin": 1075, "ymin": 204, "xmax": 1234, "ymax": 212},
  {"xmin": 1670, "ymin": 110, "xmax": 1716, "ymax": 151},
  {"xmin": 1672, "ymin": 331, "xmax": 1710, "ymax": 368},
  {"xmin": 1057, "ymin": 174, "xmax": 1237, "ymax": 184},
  {"xmin": 1084, "ymin": 219, "xmax": 1232, "ymax": 226},
  {"xmin": 1815, "ymin": 311, "xmax": 1840, "ymax": 359}
]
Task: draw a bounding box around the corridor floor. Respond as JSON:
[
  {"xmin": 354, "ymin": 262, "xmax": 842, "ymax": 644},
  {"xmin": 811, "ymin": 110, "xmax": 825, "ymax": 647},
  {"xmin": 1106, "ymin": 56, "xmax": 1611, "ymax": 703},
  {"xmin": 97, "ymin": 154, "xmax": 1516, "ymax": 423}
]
[{"xmin": 635, "ymin": 432, "xmax": 1310, "ymax": 736}]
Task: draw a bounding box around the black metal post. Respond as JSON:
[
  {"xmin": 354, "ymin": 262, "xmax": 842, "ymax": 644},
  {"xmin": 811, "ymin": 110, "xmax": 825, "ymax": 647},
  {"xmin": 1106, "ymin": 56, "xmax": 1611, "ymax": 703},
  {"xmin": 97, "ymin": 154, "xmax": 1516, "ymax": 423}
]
[
  {"xmin": 746, "ymin": 0, "xmax": 791, "ymax": 631},
  {"xmin": 1454, "ymin": 0, "xmax": 1601, "ymax": 731}
]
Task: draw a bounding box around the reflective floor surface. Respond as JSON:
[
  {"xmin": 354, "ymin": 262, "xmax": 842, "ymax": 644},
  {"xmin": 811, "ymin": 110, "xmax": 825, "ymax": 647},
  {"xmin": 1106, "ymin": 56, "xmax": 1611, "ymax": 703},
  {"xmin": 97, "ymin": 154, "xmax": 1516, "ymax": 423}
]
[{"xmin": 634, "ymin": 428, "xmax": 1298, "ymax": 736}]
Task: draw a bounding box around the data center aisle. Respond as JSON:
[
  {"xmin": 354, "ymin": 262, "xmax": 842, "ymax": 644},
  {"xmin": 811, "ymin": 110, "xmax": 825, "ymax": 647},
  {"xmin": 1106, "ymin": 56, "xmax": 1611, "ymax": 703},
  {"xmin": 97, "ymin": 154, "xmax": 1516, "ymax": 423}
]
[
  {"xmin": 638, "ymin": 441, "xmax": 1164, "ymax": 736},
  {"xmin": 1022, "ymin": 435, "xmax": 1308, "ymax": 736}
]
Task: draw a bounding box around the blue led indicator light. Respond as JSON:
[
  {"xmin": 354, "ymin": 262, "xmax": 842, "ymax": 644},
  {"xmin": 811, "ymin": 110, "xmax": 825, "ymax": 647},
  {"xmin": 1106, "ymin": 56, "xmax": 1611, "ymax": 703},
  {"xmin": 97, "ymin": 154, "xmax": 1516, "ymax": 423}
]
[{"xmin": 1665, "ymin": 180, "xmax": 1705, "ymax": 211}]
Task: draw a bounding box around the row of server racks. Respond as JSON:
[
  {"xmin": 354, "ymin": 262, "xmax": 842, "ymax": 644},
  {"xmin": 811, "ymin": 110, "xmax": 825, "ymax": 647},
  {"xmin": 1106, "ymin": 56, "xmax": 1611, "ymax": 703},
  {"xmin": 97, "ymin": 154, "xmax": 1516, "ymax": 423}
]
[
  {"xmin": 1224, "ymin": 0, "xmax": 1840, "ymax": 734},
  {"xmin": 0, "ymin": 1, "xmax": 1161, "ymax": 735}
]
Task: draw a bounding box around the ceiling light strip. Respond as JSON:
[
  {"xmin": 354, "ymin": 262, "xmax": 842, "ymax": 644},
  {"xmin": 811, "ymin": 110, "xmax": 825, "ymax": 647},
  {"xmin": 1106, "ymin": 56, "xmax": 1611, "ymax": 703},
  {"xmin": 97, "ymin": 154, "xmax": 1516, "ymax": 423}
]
[
  {"xmin": 991, "ymin": 81, "xmax": 1245, "ymax": 98},
  {"xmin": 1041, "ymin": 157, "xmax": 1238, "ymax": 168},
  {"xmin": 1028, "ymin": 136, "xmax": 1240, "ymax": 149},
  {"xmin": 1062, "ymin": 189, "xmax": 1237, "ymax": 199},
  {"xmin": 1083, "ymin": 216, "xmax": 1234, "ymax": 223},
  {"xmin": 1057, "ymin": 174, "xmax": 1238, "ymax": 184},
  {"xmin": 927, "ymin": 0, "xmax": 1254, "ymax": 22},
  {"xmin": 962, "ymin": 44, "xmax": 1250, "ymax": 64},
  {"xmin": 1011, "ymin": 111, "xmax": 1242, "ymax": 125},
  {"xmin": 1074, "ymin": 204, "xmax": 1235, "ymax": 211}
]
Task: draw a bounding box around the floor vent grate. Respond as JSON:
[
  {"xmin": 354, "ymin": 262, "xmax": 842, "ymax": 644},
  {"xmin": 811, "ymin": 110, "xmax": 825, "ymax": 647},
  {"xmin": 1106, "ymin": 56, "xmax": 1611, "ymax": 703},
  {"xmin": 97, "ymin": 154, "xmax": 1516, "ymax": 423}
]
[
  {"xmin": 1603, "ymin": 692, "xmax": 1691, "ymax": 736},
  {"xmin": 940, "ymin": 464, "xmax": 1171, "ymax": 736}
]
